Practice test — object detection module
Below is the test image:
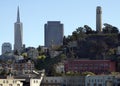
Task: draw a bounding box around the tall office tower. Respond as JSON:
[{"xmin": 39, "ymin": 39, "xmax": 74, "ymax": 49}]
[
  {"xmin": 96, "ymin": 6, "xmax": 102, "ymax": 32},
  {"xmin": 44, "ymin": 21, "xmax": 64, "ymax": 47},
  {"xmin": 14, "ymin": 7, "xmax": 23, "ymax": 53},
  {"xmin": 2, "ymin": 42, "xmax": 12, "ymax": 54}
]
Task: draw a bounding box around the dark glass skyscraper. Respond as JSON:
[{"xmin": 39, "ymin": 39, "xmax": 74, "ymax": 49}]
[{"xmin": 44, "ymin": 21, "xmax": 64, "ymax": 47}]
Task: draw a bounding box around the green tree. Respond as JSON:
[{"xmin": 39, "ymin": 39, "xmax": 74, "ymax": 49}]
[
  {"xmin": 84, "ymin": 25, "xmax": 93, "ymax": 34},
  {"xmin": 14, "ymin": 50, "xmax": 19, "ymax": 55},
  {"xmin": 22, "ymin": 53, "xmax": 28, "ymax": 58},
  {"xmin": 106, "ymin": 48, "xmax": 116, "ymax": 56},
  {"xmin": 60, "ymin": 54, "xmax": 66, "ymax": 61},
  {"xmin": 37, "ymin": 55, "xmax": 46, "ymax": 60},
  {"xmin": 103, "ymin": 23, "xmax": 119, "ymax": 34},
  {"xmin": 72, "ymin": 31, "xmax": 78, "ymax": 40},
  {"xmin": 37, "ymin": 45, "xmax": 44, "ymax": 55},
  {"xmin": 76, "ymin": 27, "xmax": 86, "ymax": 41},
  {"xmin": 76, "ymin": 27, "xmax": 85, "ymax": 34},
  {"xmin": 81, "ymin": 71, "xmax": 95, "ymax": 76},
  {"xmin": 111, "ymin": 26, "xmax": 119, "ymax": 33},
  {"xmin": 37, "ymin": 45, "xmax": 42, "ymax": 51},
  {"xmin": 63, "ymin": 36, "xmax": 67, "ymax": 45}
]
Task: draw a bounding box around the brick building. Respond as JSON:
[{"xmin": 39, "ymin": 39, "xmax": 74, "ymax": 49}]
[
  {"xmin": 13, "ymin": 60, "xmax": 34, "ymax": 75},
  {"xmin": 64, "ymin": 60, "xmax": 116, "ymax": 74}
]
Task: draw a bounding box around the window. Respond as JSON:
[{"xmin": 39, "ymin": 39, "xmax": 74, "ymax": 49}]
[
  {"xmin": 55, "ymin": 80, "xmax": 57, "ymax": 83},
  {"xmin": 9, "ymin": 84, "xmax": 12, "ymax": 86},
  {"xmin": 13, "ymin": 80, "xmax": 15, "ymax": 83},
  {"xmin": 80, "ymin": 64, "xmax": 83, "ymax": 66},
  {"xmin": 51, "ymin": 80, "xmax": 53, "ymax": 83},
  {"xmin": 34, "ymin": 80, "xmax": 35, "ymax": 83},
  {"xmin": 6, "ymin": 80, "xmax": 8, "ymax": 83},
  {"xmin": 87, "ymin": 83, "xmax": 90, "ymax": 86},
  {"xmin": 36, "ymin": 80, "xmax": 38, "ymax": 83},
  {"xmin": 17, "ymin": 84, "xmax": 20, "ymax": 86},
  {"xmin": 94, "ymin": 83, "xmax": 97, "ymax": 86},
  {"xmin": 64, "ymin": 80, "xmax": 66, "ymax": 82},
  {"xmin": 98, "ymin": 84, "xmax": 102, "ymax": 86},
  {"xmin": 46, "ymin": 80, "xmax": 48, "ymax": 83},
  {"xmin": 0, "ymin": 84, "xmax": 3, "ymax": 86},
  {"xmin": 3, "ymin": 80, "xmax": 5, "ymax": 83}
]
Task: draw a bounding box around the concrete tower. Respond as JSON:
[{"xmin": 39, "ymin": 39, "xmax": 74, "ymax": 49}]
[
  {"xmin": 44, "ymin": 21, "xmax": 64, "ymax": 47},
  {"xmin": 96, "ymin": 6, "xmax": 102, "ymax": 32},
  {"xmin": 14, "ymin": 7, "xmax": 23, "ymax": 53},
  {"xmin": 2, "ymin": 42, "xmax": 12, "ymax": 54}
]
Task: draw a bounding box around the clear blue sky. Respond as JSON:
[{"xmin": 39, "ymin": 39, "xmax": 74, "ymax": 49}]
[{"xmin": 0, "ymin": 0, "xmax": 120, "ymax": 54}]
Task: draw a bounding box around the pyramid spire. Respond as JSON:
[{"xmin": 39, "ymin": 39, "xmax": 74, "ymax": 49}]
[{"xmin": 17, "ymin": 6, "xmax": 20, "ymax": 22}]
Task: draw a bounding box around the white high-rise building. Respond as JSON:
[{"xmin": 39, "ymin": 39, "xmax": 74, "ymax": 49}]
[
  {"xmin": 96, "ymin": 6, "xmax": 102, "ymax": 32},
  {"xmin": 2, "ymin": 42, "xmax": 12, "ymax": 54},
  {"xmin": 14, "ymin": 7, "xmax": 23, "ymax": 53}
]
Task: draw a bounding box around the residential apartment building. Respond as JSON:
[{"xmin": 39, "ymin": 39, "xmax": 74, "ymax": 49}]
[
  {"xmin": 41, "ymin": 77, "xmax": 63, "ymax": 86},
  {"xmin": 54, "ymin": 63, "xmax": 65, "ymax": 73},
  {"xmin": 85, "ymin": 75, "xmax": 114, "ymax": 86},
  {"xmin": 1, "ymin": 63, "xmax": 14, "ymax": 74},
  {"xmin": 0, "ymin": 75, "xmax": 25, "ymax": 86},
  {"xmin": 0, "ymin": 73, "xmax": 44, "ymax": 86},
  {"xmin": 64, "ymin": 60, "xmax": 116, "ymax": 74},
  {"xmin": 41, "ymin": 76, "xmax": 85, "ymax": 86},
  {"xmin": 13, "ymin": 60, "xmax": 34, "ymax": 75},
  {"xmin": 114, "ymin": 76, "xmax": 120, "ymax": 86},
  {"xmin": 0, "ymin": 60, "xmax": 34, "ymax": 75},
  {"xmin": 27, "ymin": 47, "xmax": 38, "ymax": 59}
]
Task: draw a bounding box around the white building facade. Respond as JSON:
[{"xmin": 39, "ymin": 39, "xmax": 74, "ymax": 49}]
[
  {"xmin": 55, "ymin": 63, "xmax": 65, "ymax": 73},
  {"xmin": 41, "ymin": 76, "xmax": 85, "ymax": 86},
  {"xmin": 14, "ymin": 7, "xmax": 23, "ymax": 53},
  {"xmin": 85, "ymin": 75, "xmax": 115, "ymax": 86},
  {"xmin": 0, "ymin": 79, "xmax": 24, "ymax": 86}
]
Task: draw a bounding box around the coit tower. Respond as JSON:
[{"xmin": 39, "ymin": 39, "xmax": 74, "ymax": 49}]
[
  {"xmin": 14, "ymin": 7, "xmax": 23, "ymax": 53},
  {"xmin": 96, "ymin": 6, "xmax": 102, "ymax": 32}
]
